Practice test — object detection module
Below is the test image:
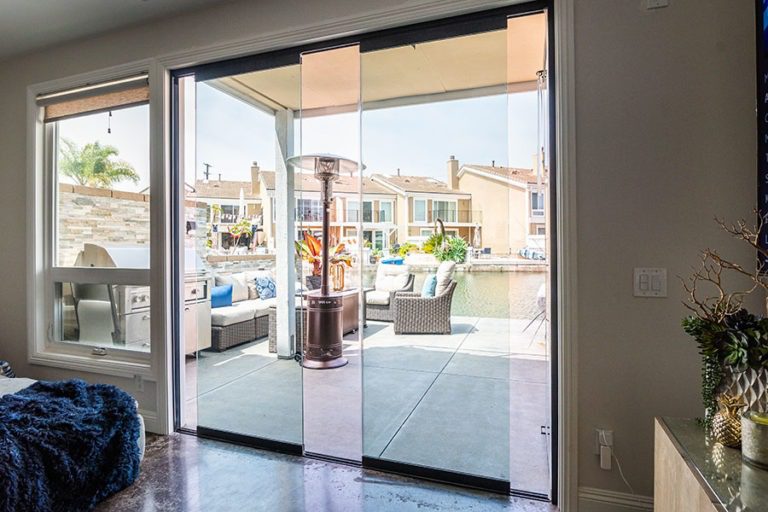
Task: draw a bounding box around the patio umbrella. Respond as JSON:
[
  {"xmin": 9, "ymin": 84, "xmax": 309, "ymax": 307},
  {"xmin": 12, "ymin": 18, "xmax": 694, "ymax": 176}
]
[
  {"xmin": 238, "ymin": 187, "xmax": 246, "ymax": 221},
  {"xmin": 473, "ymin": 225, "xmax": 481, "ymax": 249}
]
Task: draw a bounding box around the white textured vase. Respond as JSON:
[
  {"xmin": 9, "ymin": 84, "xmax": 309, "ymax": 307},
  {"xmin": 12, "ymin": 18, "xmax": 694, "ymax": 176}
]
[{"xmin": 718, "ymin": 367, "xmax": 768, "ymax": 413}]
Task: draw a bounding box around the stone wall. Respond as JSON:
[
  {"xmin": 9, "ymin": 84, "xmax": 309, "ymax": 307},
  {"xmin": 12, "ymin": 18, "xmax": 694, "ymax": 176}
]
[
  {"xmin": 58, "ymin": 184, "xmax": 208, "ymax": 268},
  {"xmin": 57, "ymin": 184, "xmax": 151, "ymax": 266}
]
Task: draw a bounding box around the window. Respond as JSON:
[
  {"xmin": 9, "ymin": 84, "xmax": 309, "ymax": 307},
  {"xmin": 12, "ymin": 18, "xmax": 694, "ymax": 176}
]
[
  {"xmin": 413, "ymin": 199, "xmax": 427, "ymax": 222},
  {"xmin": 296, "ymin": 198, "xmax": 322, "ymax": 222},
  {"xmin": 537, "ymin": 226, "xmax": 546, "ymax": 235},
  {"xmin": 38, "ymin": 73, "xmax": 152, "ymax": 358},
  {"xmin": 219, "ymin": 205, "xmax": 240, "ymax": 223},
  {"xmin": 531, "ymin": 191, "xmax": 545, "ymax": 216},
  {"xmin": 362, "ymin": 201, "xmax": 373, "ymax": 222},
  {"xmin": 380, "ymin": 200, "xmax": 393, "ymax": 223},
  {"xmin": 347, "ymin": 200, "xmax": 360, "ymax": 222},
  {"xmin": 432, "ymin": 200, "xmax": 457, "ymax": 223},
  {"xmin": 420, "ymin": 228, "xmax": 433, "ymax": 237}
]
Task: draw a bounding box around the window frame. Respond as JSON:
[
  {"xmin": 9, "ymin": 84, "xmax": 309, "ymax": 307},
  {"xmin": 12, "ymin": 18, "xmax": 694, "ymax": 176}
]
[
  {"xmin": 28, "ymin": 61, "xmax": 161, "ymax": 378},
  {"xmin": 531, "ymin": 190, "xmax": 545, "ymax": 216},
  {"xmin": 413, "ymin": 198, "xmax": 427, "ymax": 222},
  {"xmin": 432, "ymin": 199, "xmax": 457, "ymax": 223},
  {"xmin": 379, "ymin": 199, "xmax": 394, "ymax": 223}
]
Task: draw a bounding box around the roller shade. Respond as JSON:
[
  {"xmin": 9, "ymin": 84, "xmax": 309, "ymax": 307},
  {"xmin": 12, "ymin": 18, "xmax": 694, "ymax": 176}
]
[{"xmin": 38, "ymin": 74, "xmax": 149, "ymax": 122}]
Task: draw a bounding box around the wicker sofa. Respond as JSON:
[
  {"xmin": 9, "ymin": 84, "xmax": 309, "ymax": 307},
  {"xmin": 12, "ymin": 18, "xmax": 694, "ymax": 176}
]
[
  {"xmin": 210, "ymin": 270, "xmax": 277, "ymax": 351},
  {"xmin": 364, "ymin": 264, "xmax": 414, "ymax": 322},
  {"xmin": 393, "ymin": 280, "xmax": 457, "ymax": 334}
]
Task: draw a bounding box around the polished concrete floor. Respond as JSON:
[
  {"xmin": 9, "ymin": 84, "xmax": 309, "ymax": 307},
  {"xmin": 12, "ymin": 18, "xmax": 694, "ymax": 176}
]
[
  {"xmin": 97, "ymin": 434, "xmax": 556, "ymax": 512},
  {"xmin": 183, "ymin": 317, "xmax": 550, "ymax": 495}
]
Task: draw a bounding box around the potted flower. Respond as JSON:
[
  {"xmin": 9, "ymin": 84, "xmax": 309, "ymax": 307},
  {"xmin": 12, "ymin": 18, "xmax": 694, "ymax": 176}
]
[
  {"xmin": 681, "ymin": 214, "xmax": 768, "ymax": 432},
  {"xmin": 295, "ymin": 232, "xmax": 352, "ymax": 290}
]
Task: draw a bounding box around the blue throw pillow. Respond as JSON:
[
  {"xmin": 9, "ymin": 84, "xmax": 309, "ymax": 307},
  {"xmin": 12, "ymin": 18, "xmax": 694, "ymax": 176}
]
[
  {"xmin": 255, "ymin": 276, "xmax": 277, "ymax": 300},
  {"xmin": 211, "ymin": 284, "xmax": 233, "ymax": 308},
  {"xmin": 421, "ymin": 274, "xmax": 437, "ymax": 297}
]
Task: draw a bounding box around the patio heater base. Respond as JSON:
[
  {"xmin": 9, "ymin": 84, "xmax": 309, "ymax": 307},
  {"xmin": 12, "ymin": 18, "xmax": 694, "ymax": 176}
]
[{"xmin": 302, "ymin": 292, "xmax": 348, "ymax": 370}]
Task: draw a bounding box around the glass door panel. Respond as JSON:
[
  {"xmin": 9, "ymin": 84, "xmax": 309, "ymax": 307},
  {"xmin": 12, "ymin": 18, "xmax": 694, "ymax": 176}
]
[
  {"xmin": 298, "ymin": 44, "xmax": 363, "ymax": 461},
  {"xmin": 178, "ymin": 62, "xmax": 304, "ymax": 448},
  {"xmin": 360, "ymin": 11, "xmax": 551, "ymax": 495}
]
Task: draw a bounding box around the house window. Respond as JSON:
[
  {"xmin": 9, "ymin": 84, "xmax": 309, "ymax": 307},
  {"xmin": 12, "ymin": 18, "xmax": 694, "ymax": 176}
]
[
  {"xmin": 380, "ymin": 200, "xmax": 393, "ymax": 223},
  {"xmin": 413, "ymin": 199, "xmax": 427, "ymax": 222},
  {"xmin": 296, "ymin": 198, "xmax": 322, "ymax": 222},
  {"xmin": 531, "ymin": 191, "xmax": 545, "ymax": 216},
  {"xmin": 219, "ymin": 205, "xmax": 240, "ymax": 223},
  {"xmin": 537, "ymin": 226, "xmax": 546, "ymax": 235},
  {"xmin": 432, "ymin": 200, "xmax": 457, "ymax": 223},
  {"xmin": 362, "ymin": 201, "xmax": 373, "ymax": 222},
  {"xmin": 347, "ymin": 200, "xmax": 360, "ymax": 222},
  {"xmin": 420, "ymin": 228, "xmax": 433, "ymax": 237},
  {"xmin": 39, "ymin": 73, "xmax": 152, "ymax": 359}
]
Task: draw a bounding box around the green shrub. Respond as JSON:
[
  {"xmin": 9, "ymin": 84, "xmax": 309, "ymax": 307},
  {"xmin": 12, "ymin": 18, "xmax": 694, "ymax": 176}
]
[
  {"xmin": 434, "ymin": 236, "xmax": 468, "ymax": 263},
  {"xmin": 398, "ymin": 242, "xmax": 419, "ymax": 257},
  {"xmin": 422, "ymin": 233, "xmax": 444, "ymax": 254}
]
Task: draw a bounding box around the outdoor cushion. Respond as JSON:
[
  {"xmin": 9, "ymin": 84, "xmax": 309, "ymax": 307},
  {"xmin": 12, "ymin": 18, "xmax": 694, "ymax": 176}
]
[
  {"xmin": 421, "ymin": 274, "xmax": 437, "ymax": 297},
  {"xmin": 365, "ymin": 290, "xmax": 391, "ymax": 306},
  {"xmin": 211, "ymin": 284, "xmax": 233, "ymax": 308},
  {"xmin": 253, "ymin": 298, "xmax": 278, "ymax": 313},
  {"xmin": 210, "ymin": 300, "xmax": 259, "ymax": 327},
  {"xmin": 435, "ymin": 261, "xmax": 456, "ymax": 296},
  {"xmin": 215, "ymin": 273, "xmax": 249, "ymax": 303},
  {"xmin": 255, "ymin": 275, "xmax": 277, "ymax": 299},
  {"xmin": 374, "ymin": 263, "xmax": 411, "ymax": 292}
]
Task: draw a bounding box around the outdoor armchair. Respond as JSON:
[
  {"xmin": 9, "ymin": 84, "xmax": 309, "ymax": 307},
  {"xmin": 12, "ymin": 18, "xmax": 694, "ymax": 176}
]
[
  {"xmin": 393, "ymin": 280, "xmax": 457, "ymax": 334},
  {"xmin": 364, "ymin": 264, "xmax": 415, "ymax": 322}
]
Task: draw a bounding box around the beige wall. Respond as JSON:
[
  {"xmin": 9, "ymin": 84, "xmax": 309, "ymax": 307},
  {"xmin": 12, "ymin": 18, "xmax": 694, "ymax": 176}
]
[
  {"xmin": 0, "ymin": 0, "xmax": 758, "ymax": 504},
  {"xmin": 457, "ymin": 171, "xmax": 530, "ymax": 254},
  {"xmin": 574, "ymin": 0, "xmax": 756, "ymax": 505}
]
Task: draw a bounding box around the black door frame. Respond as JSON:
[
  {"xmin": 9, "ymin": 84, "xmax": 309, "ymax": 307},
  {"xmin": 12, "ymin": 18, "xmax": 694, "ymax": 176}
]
[{"xmin": 170, "ymin": 0, "xmax": 558, "ymax": 501}]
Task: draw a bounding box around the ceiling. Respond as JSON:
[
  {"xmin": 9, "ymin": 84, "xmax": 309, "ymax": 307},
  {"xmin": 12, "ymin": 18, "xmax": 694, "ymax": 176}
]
[
  {"xmin": 212, "ymin": 12, "xmax": 547, "ymax": 114},
  {"xmin": 0, "ymin": 0, "xmax": 231, "ymax": 60}
]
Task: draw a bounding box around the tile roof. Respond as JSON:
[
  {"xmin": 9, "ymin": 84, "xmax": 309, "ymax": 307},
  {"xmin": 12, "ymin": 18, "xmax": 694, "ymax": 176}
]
[
  {"xmin": 259, "ymin": 171, "xmax": 393, "ymax": 195},
  {"xmin": 461, "ymin": 165, "xmax": 548, "ymax": 185},
  {"xmin": 193, "ymin": 180, "xmax": 258, "ymax": 199},
  {"xmin": 371, "ymin": 174, "xmax": 470, "ymax": 196}
]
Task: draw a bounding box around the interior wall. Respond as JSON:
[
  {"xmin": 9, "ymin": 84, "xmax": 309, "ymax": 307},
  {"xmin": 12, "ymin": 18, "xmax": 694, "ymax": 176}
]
[
  {"xmin": 574, "ymin": 0, "xmax": 756, "ymax": 504},
  {"xmin": 0, "ymin": 0, "xmax": 757, "ymax": 505}
]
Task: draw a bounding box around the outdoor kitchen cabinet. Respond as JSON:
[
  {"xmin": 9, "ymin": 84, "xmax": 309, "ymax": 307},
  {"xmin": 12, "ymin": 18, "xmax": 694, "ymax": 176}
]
[{"xmin": 183, "ymin": 278, "xmax": 212, "ymax": 354}]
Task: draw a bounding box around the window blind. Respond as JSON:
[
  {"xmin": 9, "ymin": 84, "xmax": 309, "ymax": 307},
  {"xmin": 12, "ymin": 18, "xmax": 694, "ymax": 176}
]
[{"xmin": 38, "ymin": 74, "xmax": 149, "ymax": 122}]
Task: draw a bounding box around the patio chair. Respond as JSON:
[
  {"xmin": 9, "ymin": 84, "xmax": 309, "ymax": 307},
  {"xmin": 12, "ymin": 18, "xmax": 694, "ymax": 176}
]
[
  {"xmin": 364, "ymin": 264, "xmax": 414, "ymax": 322},
  {"xmin": 393, "ymin": 280, "xmax": 458, "ymax": 335}
]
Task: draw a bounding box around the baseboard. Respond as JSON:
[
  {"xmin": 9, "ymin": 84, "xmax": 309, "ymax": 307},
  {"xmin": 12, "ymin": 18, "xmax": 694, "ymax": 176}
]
[{"xmin": 578, "ymin": 487, "xmax": 653, "ymax": 512}]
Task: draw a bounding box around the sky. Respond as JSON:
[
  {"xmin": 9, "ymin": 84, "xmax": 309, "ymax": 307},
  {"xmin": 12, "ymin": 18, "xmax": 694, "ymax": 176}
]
[{"xmin": 57, "ymin": 82, "xmax": 543, "ymax": 192}]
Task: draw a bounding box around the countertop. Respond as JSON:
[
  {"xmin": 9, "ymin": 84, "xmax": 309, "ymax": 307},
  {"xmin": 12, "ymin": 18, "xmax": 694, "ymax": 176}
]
[{"xmin": 659, "ymin": 417, "xmax": 768, "ymax": 511}]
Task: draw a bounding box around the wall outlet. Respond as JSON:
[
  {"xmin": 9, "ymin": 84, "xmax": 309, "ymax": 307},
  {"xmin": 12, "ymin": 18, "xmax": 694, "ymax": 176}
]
[
  {"xmin": 594, "ymin": 428, "xmax": 614, "ymax": 454},
  {"xmin": 634, "ymin": 267, "xmax": 667, "ymax": 297}
]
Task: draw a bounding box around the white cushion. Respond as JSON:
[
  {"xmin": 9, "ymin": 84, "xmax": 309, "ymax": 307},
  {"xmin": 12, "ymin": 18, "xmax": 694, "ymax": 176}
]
[
  {"xmin": 374, "ymin": 264, "xmax": 411, "ymax": 292},
  {"xmin": 211, "ymin": 301, "xmax": 258, "ymax": 326},
  {"xmin": 254, "ymin": 297, "xmax": 278, "ymax": 313},
  {"xmin": 215, "ymin": 273, "xmax": 249, "ymax": 303},
  {"xmin": 365, "ymin": 290, "xmax": 391, "ymax": 306},
  {"xmin": 435, "ymin": 261, "xmax": 456, "ymax": 296}
]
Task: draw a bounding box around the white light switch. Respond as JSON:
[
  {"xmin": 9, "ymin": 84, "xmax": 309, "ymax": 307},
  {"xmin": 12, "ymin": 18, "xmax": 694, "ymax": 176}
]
[{"xmin": 634, "ymin": 268, "xmax": 667, "ymax": 297}]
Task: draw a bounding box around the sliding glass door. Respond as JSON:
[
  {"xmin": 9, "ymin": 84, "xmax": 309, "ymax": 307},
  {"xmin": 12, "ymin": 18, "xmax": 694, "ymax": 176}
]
[{"xmin": 172, "ymin": 3, "xmax": 553, "ymax": 497}]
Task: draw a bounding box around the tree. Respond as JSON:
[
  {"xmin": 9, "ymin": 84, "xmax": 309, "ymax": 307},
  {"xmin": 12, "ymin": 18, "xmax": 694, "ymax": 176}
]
[{"xmin": 59, "ymin": 138, "xmax": 140, "ymax": 188}]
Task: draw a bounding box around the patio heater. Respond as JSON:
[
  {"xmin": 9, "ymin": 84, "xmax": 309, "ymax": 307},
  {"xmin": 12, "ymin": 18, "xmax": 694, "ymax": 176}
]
[{"xmin": 287, "ymin": 154, "xmax": 363, "ymax": 369}]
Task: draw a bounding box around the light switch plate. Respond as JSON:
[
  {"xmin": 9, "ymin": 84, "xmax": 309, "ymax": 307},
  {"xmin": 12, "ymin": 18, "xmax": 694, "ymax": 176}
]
[{"xmin": 634, "ymin": 268, "xmax": 667, "ymax": 298}]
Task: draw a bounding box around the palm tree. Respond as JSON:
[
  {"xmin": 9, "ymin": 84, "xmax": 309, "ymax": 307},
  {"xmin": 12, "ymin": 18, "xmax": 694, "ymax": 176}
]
[{"xmin": 59, "ymin": 138, "xmax": 140, "ymax": 188}]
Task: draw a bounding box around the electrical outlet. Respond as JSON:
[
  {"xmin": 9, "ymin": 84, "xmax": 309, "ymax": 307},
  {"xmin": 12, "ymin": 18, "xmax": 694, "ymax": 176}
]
[
  {"xmin": 134, "ymin": 374, "xmax": 144, "ymax": 392},
  {"xmin": 594, "ymin": 428, "xmax": 614, "ymax": 454}
]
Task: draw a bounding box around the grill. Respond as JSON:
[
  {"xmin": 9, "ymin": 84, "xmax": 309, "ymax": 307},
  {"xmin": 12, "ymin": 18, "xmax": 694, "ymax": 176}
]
[{"xmin": 73, "ymin": 243, "xmax": 211, "ymax": 352}]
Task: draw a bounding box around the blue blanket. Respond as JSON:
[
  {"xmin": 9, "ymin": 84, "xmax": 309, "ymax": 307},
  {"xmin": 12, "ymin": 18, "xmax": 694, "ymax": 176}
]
[{"xmin": 0, "ymin": 379, "xmax": 141, "ymax": 512}]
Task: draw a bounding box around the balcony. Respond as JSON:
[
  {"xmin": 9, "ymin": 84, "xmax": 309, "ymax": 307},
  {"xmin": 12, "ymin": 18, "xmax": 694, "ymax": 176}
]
[
  {"xmin": 414, "ymin": 209, "xmax": 482, "ymax": 224},
  {"xmin": 345, "ymin": 209, "xmax": 394, "ymax": 224}
]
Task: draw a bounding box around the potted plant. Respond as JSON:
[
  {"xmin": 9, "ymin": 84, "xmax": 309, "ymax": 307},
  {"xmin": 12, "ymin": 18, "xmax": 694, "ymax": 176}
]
[
  {"xmin": 295, "ymin": 232, "xmax": 352, "ymax": 290},
  {"xmin": 681, "ymin": 214, "xmax": 768, "ymax": 431}
]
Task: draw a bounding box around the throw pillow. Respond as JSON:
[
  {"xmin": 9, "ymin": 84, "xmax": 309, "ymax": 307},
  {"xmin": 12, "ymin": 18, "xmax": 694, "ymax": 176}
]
[
  {"xmin": 421, "ymin": 274, "xmax": 437, "ymax": 297},
  {"xmin": 255, "ymin": 276, "xmax": 277, "ymax": 300},
  {"xmin": 435, "ymin": 260, "xmax": 456, "ymax": 296},
  {"xmin": 211, "ymin": 284, "xmax": 233, "ymax": 308},
  {"xmin": 215, "ymin": 273, "xmax": 248, "ymax": 302}
]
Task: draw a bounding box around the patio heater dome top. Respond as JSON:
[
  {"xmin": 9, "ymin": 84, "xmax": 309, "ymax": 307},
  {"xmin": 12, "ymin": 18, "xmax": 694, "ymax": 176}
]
[{"xmin": 287, "ymin": 154, "xmax": 365, "ymax": 180}]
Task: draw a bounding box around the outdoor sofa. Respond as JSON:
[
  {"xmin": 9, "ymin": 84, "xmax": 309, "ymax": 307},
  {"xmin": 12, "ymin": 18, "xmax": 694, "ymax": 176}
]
[{"xmin": 211, "ymin": 270, "xmax": 276, "ymax": 351}]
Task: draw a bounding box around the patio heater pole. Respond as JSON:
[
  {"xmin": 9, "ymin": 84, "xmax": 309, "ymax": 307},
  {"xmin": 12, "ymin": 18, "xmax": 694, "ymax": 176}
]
[{"xmin": 287, "ymin": 154, "xmax": 364, "ymax": 370}]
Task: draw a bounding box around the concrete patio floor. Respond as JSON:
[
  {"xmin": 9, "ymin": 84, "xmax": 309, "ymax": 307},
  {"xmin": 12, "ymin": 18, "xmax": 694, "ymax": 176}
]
[{"xmin": 184, "ymin": 316, "xmax": 550, "ymax": 496}]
